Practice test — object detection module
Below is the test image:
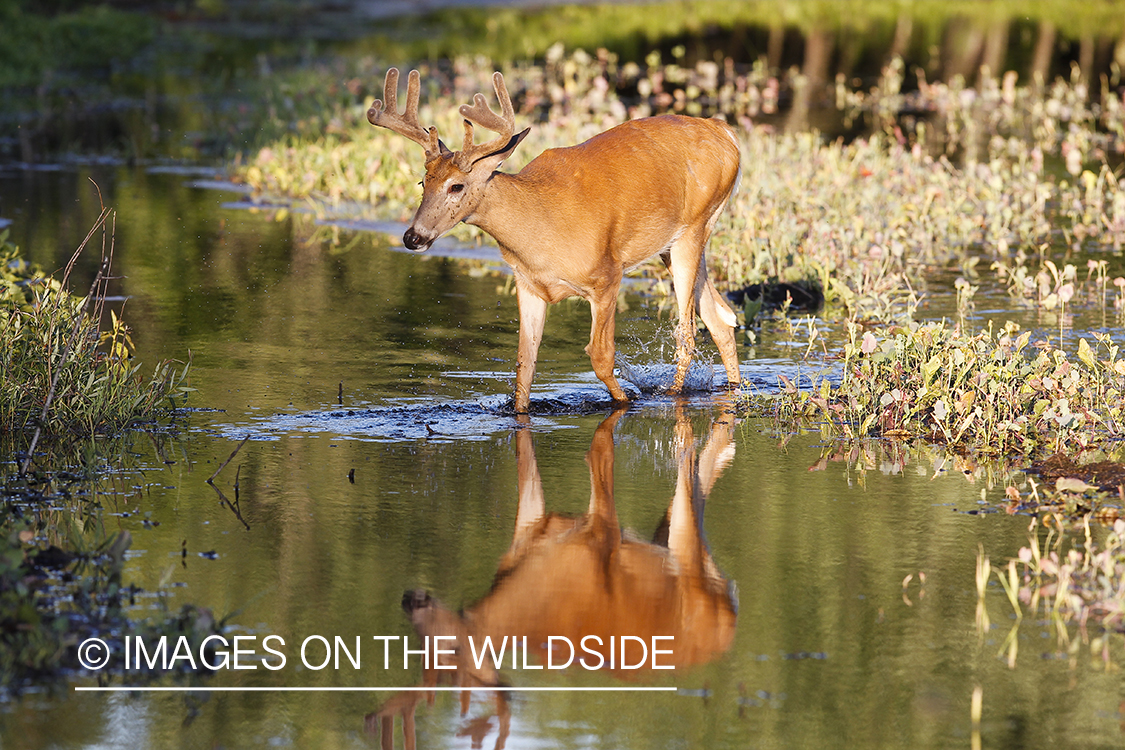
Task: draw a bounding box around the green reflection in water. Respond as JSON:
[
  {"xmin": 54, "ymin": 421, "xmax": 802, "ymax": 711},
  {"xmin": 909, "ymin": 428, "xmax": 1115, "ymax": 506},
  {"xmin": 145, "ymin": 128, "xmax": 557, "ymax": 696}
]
[{"xmin": 7, "ymin": 404, "xmax": 1122, "ymax": 748}]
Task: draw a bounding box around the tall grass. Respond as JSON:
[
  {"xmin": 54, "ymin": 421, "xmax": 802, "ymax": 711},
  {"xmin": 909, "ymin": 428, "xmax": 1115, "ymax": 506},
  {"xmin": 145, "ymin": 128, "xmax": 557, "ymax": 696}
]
[{"xmin": 0, "ymin": 209, "xmax": 190, "ymax": 455}]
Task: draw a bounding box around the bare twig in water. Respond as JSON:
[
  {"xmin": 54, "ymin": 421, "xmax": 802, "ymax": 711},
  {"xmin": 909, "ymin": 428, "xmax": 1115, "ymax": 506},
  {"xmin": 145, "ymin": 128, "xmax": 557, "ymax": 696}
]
[
  {"xmin": 207, "ymin": 435, "xmax": 250, "ymax": 485},
  {"xmin": 206, "ymin": 475, "xmax": 250, "ymax": 531},
  {"xmin": 206, "ymin": 440, "xmax": 250, "ymax": 530}
]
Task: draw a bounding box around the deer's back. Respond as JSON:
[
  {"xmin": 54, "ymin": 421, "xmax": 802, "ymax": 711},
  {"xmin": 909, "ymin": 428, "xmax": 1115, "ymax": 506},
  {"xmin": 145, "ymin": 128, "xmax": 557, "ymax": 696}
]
[
  {"xmin": 521, "ymin": 115, "xmax": 740, "ymax": 196},
  {"xmin": 484, "ymin": 115, "xmax": 741, "ymax": 287}
]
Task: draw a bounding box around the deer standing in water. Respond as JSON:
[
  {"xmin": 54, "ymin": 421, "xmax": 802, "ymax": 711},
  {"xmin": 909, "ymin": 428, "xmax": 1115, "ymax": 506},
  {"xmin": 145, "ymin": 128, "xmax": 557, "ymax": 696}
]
[
  {"xmin": 367, "ymin": 405, "xmax": 738, "ymax": 748},
  {"xmin": 368, "ymin": 69, "xmax": 742, "ymax": 413}
]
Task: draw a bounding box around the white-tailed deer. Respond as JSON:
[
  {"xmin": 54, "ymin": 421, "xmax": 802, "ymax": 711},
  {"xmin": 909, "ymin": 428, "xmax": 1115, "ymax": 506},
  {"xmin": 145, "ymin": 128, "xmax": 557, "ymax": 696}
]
[
  {"xmin": 368, "ymin": 69, "xmax": 742, "ymax": 413},
  {"xmin": 367, "ymin": 405, "xmax": 738, "ymax": 748}
]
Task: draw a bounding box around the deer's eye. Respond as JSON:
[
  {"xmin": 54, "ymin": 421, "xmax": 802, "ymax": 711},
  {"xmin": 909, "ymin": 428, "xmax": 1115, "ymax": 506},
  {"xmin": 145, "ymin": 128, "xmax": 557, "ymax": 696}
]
[{"xmin": 449, "ymin": 183, "xmax": 465, "ymax": 194}]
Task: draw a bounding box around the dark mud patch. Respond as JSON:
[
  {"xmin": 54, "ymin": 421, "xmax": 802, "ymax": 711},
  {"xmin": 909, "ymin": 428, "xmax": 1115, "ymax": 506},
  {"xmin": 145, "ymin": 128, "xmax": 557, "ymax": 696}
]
[
  {"xmin": 206, "ymin": 363, "xmax": 829, "ymax": 442},
  {"xmin": 210, "ymin": 392, "xmax": 608, "ymax": 443},
  {"xmin": 1029, "ymin": 452, "xmax": 1125, "ymax": 491}
]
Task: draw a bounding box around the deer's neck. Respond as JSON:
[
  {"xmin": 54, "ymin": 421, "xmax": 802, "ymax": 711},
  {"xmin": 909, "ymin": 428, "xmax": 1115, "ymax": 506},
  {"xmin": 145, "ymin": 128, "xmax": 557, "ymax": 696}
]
[{"xmin": 465, "ymin": 172, "xmax": 542, "ymax": 257}]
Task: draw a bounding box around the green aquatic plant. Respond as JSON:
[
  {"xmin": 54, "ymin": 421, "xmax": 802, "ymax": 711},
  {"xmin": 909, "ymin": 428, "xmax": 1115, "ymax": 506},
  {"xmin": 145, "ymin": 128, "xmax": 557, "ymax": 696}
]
[
  {"xmin": 764, "ymin": 320, "xmax": 1125, "ymax": 460},
  {"xmin": 0, "ymin": 213, "xmax": 191, "ymax": 443}
]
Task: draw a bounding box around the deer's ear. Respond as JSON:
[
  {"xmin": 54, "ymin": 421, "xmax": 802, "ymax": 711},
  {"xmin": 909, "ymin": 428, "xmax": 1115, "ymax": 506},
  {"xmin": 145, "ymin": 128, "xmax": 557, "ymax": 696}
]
[
  {"xmin": 470, "ymin": 127, "xmax": 531, "ymax": 171},
  {"xmin": 437, "ymin": 138, "xmax": 453, "ymax": 156}
]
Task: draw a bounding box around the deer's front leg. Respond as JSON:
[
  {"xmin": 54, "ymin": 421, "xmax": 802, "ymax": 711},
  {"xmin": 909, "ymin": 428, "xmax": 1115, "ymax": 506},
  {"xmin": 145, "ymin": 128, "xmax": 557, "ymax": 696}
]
[
  {"xmin": 514, "ymin": 285, "xmax": 548, "ymax": 414},
  {"xmin": 587, "ymin": 285, "xmax": 629, "ymax": 403}
]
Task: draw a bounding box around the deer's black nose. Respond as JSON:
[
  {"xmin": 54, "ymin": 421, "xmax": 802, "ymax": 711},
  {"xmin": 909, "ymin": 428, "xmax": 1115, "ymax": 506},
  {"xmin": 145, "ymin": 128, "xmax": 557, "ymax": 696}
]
[{"xmin": 403, "ymin": 228, "xmax": 429, "ymax": 251}]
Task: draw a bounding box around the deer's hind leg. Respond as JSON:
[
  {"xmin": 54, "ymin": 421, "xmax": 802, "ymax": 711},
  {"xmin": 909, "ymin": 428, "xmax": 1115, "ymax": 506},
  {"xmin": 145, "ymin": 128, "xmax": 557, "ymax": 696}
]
[
  {"xmin": 667, "ymin": 235, "xmax": 740, "ymax": 392},
  {"xmin": 696, "ymin": 260, "xmax": 740, "ymax": 388},
  {"xmin": 698, "ymin": 177, "xmax": 741, "ymax": 389},
  {"xmin": 668, "ymin": 232, "xmax": 706, "ymax": 394}
]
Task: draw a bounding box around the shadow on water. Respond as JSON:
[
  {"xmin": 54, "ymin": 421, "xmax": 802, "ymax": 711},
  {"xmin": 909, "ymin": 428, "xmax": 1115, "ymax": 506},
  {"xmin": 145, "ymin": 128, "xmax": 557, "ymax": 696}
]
[{"xmin": 368, "ymin": 402, "xmax": 738, "ymax": 748}]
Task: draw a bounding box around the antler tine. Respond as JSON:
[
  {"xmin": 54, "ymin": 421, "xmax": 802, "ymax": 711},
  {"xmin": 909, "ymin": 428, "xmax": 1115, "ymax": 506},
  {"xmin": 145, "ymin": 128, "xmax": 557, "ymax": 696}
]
[
  {"xmin": 367, "ymin": 68, "xmax": 441, "ymax": 158},
  {"xmin": 455, "ymin": 72, "xmax": 517, "ymax": 169}
]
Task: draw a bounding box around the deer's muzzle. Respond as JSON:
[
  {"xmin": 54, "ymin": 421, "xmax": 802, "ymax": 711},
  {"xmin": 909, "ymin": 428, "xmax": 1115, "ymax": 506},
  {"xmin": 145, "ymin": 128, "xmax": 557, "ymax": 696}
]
[{"xmin": 403, "ymin": 227, "xmax": 431, "ymax": 252}]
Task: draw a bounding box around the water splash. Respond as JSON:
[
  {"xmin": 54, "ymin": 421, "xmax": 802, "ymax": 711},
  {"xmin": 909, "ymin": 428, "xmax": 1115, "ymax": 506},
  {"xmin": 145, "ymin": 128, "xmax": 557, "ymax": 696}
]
[{"xmin": 616, "ymin": 353, "xmax": 717, "ymax": 393}]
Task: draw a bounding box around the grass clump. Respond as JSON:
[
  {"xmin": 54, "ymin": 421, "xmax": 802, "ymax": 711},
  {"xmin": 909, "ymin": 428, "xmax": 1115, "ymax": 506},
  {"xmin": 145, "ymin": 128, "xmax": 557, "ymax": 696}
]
[
  {"xmin": 0, "ymin": 212, "xmax": 190, "ymax": 444},
  {"xmin": 766, "ymin": 321, "xmax": 1125, "ymax": 461}
]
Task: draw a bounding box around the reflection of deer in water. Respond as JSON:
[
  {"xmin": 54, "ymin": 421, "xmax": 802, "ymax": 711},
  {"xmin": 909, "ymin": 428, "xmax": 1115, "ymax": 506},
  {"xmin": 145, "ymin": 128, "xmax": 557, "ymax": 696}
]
[{"xmin": 368, "ymin": 405, "xmax": 738, "ymax": 748}]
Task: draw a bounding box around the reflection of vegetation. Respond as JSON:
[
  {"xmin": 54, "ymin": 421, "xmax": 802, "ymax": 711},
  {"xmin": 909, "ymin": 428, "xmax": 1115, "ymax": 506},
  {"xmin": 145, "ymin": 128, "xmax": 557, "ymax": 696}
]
[
  {"xmin": 1, "ymin": 217, "xmax": 190, "ymax": 440},
  {"xmin": 1013, "ymin": 513, "xmax": 1125, "ymax": 633},
  {"xmin": 978, "ymin": 509, "xmax": 1125, "ymax": 671},
  {"xmin": 1, "ymin": 436, "xmax": 220, "ymax": 690}
]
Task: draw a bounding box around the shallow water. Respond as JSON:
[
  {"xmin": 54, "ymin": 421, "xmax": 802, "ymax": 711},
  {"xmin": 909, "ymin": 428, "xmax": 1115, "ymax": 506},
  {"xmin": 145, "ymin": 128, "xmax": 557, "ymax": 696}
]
[{"xmin": 3, "ymin": 165, "xmax": 1125, "ymax": 749}]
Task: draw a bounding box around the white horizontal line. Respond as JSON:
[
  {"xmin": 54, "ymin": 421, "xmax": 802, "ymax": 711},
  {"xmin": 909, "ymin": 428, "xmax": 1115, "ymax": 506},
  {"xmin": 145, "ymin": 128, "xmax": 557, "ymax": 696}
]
[{"xmin": 74, "ymin": 686, "xmax": 676, "ymax": 693}]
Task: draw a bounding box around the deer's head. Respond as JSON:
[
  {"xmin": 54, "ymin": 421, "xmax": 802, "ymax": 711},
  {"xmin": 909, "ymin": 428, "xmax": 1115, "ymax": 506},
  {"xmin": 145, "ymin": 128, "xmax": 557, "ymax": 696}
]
[{"xmin": 367, "ymin": 69, "xmax": 530, "ymax": 252}]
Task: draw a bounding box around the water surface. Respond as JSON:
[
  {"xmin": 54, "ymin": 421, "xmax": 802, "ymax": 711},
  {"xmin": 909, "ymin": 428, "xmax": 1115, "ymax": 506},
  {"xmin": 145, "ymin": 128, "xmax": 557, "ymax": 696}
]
[{"xmin": 1, "ymin": 148, "xmax": 1123, "ymax": 750}]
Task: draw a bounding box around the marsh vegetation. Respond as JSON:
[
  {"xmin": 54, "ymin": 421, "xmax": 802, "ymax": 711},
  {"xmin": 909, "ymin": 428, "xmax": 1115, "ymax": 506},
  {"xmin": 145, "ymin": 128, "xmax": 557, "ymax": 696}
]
[{"xmin": 1, "ymin": 210, "xmax": 200, "ymax": 690}]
